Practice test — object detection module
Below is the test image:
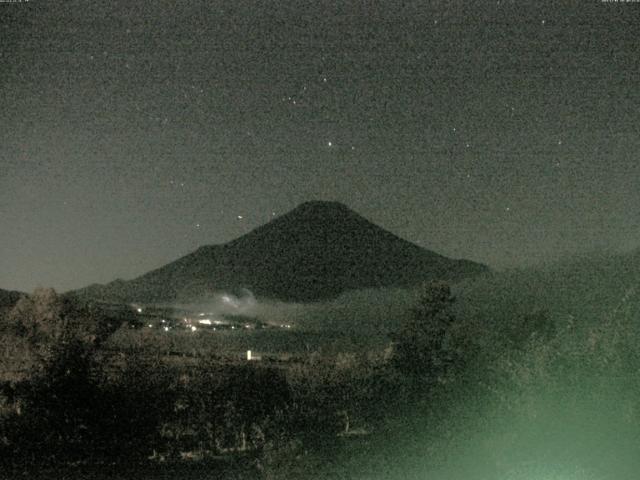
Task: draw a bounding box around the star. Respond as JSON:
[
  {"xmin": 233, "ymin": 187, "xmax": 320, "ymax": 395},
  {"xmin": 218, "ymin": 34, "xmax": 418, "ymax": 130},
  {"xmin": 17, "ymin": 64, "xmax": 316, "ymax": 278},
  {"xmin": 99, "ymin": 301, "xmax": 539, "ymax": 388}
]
[{"xmin": 328, "ymin": 141, "xmax": 333, "ymax": 147}]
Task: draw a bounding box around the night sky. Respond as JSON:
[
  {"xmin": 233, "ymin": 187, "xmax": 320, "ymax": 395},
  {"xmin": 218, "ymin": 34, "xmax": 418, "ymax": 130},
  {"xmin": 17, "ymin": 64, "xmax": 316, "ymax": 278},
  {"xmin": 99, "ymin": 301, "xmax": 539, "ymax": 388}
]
[{"xmin": 1, "ymin": 1, "xmax": 639, "ymax": 293}]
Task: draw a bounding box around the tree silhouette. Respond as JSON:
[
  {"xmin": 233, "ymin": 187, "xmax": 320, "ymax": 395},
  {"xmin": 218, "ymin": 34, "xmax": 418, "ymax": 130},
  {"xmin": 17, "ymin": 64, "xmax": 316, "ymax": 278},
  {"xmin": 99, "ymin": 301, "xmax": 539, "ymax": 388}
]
[
  {"xmin": 5, "ymin": 288, "xmax": 117, "ymax": 369},
  {"xmin": 391, "ymin": 281, "xmax": 459, "ymax": 385}
]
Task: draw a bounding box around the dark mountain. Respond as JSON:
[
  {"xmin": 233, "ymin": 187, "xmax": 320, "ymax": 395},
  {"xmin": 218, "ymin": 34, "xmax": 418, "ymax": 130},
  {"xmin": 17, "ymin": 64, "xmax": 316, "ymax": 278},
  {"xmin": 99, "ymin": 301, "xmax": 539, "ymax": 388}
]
[{"xmin": 74, "ymin": 201, "xmax": 488, "ymax": 303}]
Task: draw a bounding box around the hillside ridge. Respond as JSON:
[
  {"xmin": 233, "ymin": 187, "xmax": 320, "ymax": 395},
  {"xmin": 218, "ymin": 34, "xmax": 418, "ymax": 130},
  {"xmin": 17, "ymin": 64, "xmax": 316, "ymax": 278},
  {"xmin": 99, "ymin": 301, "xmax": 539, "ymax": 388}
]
[{"xmin": 74, "ymin": 201, "xmax": 488, "ymax": 303}]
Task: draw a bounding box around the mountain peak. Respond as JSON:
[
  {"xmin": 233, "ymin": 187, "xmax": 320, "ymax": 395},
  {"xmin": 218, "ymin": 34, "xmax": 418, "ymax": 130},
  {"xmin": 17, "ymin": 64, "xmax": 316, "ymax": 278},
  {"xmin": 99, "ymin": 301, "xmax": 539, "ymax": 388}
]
[
  {"xmin": 74, "ymin": 202, "xmax": 489, "ymax": 303},
  {"xmin": 293, "ymin": 200, "xmax": 351, "ymax": 212},
  {"xmin": 282, "ymin": 201, "xmax": 355, "ymax": 222}
]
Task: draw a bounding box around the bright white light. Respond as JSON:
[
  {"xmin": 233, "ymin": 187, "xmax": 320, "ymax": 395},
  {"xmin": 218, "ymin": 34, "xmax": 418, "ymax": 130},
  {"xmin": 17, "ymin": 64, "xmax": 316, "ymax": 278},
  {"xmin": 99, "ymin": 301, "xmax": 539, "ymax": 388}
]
[
  {"xmin": 198, "ymin": 319, "xmax": 212, "ymax": 325},
  {"xmin": 148, "ymin": 324, "xmax": 153, "ymax": 328},
  {"xmin": 163, "ymin": 326, "xmax": 169, "ymax": 332},
  {"xmin": 221, "ymin": 294, "xmax": 240, "ymax": 308},
  {"xmin": 137, "ymin": 308, "xmax": 143, "ymax": 313},
  {"xmin": 191, "ymin": 326, "xmax": 197, "ymax": 332}
]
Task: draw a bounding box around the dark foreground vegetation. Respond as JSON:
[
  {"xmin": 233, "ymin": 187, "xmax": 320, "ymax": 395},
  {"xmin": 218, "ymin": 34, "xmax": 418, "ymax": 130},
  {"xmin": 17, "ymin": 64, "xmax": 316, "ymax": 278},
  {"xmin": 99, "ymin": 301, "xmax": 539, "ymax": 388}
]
[{"xmin": 3, "ymin": 258, "xmax": 640, "ymax": 479}]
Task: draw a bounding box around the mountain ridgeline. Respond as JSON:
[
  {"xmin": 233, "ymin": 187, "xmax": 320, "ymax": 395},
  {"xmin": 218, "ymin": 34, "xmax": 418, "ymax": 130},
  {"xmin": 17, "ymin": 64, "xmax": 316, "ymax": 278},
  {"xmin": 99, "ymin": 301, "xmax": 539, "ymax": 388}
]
[{"xmin": 75, "ymin": 201, "xmax": 488, "ymax": 303}]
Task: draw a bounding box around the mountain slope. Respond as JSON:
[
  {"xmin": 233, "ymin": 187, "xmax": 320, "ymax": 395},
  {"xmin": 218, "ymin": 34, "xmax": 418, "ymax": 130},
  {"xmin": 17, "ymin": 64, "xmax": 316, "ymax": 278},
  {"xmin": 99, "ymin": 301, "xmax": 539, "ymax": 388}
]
[
  {"xmin": 75, "ymin": 201, "xmax": 488, "ymax": 303},
  {"xmin": 454, "ymin": 248, "xmax": 640, "ymax": 330}
]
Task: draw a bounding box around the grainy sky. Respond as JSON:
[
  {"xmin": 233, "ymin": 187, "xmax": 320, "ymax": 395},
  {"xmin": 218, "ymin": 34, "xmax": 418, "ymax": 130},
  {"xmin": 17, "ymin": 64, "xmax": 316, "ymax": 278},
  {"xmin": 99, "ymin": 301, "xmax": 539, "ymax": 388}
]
[{"xmin": 1, "ymin": 0, "xmax": 639, "ymax": 292}]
